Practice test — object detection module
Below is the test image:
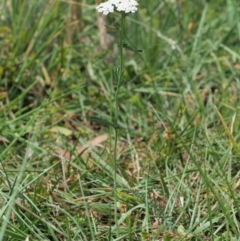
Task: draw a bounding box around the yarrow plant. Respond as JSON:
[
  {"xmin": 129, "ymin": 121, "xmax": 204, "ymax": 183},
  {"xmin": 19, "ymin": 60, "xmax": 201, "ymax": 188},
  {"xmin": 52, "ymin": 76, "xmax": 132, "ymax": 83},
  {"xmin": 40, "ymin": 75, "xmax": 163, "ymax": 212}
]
[{"xmin": 96, "ymin": 0, "xmax": 139, "ymax": 237}]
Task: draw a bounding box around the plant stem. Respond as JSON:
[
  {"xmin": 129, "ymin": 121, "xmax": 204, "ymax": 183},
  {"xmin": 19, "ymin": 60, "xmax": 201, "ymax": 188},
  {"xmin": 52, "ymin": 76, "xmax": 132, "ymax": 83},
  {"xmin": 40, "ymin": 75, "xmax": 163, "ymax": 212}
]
[
  {"xmin": 113, "ymin": 12, "xmax": 125, "ymax": 237},
  {"xmin": 113, "ymin": 127, "xmax": 118, "ymax": 235}
]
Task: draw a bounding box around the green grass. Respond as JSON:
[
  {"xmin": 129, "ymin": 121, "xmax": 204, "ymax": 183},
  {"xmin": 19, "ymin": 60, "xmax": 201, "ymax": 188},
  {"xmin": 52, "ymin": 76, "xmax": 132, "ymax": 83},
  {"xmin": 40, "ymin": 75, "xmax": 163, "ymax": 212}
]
[{"xmin": 0, "ymin": 0, "xmax": 240, "ymax": 240}]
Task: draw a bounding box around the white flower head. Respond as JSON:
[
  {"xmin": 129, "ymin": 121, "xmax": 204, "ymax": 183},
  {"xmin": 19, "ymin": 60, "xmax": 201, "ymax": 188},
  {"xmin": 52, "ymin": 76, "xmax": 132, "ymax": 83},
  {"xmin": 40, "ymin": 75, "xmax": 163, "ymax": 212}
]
[{"xmin": 96, "ymin": 0, "xmax": 138, "ymax": 15}]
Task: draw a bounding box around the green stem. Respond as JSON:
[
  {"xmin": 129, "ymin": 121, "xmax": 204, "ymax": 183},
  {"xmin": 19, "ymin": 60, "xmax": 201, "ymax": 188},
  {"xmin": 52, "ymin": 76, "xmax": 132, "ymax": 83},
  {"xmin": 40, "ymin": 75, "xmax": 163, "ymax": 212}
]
[
  {"xmin": 113, "ymin": 127, "xmax": 118, "ymax": 235},
  {"xmin": 113, "ymin": 12, "xmax": 124, "ymax": 237},
  {"xmin": 114, "ymin": 13, "xmax": 124, "ymax": 121}
]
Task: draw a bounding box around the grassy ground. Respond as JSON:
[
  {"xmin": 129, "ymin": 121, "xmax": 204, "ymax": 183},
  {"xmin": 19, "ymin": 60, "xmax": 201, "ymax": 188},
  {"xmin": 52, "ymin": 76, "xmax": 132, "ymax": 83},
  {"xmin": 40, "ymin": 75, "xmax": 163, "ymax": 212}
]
[{"xmin": 0, "ymin": 0, "xmax": 240, "ymax": 240}]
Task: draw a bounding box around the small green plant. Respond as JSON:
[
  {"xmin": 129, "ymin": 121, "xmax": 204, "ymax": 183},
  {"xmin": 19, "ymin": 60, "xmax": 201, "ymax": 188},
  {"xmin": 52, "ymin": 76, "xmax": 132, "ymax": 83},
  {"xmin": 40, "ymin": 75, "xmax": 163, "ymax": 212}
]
[{"xmin": 95, "ymin": 0, "xmax": 139, "ymax": 236}]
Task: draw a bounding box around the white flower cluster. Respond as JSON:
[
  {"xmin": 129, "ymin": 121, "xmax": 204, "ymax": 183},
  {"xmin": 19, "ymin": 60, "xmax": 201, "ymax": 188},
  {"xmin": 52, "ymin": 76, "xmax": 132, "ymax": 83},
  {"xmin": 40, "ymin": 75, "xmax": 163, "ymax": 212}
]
[{"xmin": 96, "ymin": 0, "xmax": 138, "ymax": 15}]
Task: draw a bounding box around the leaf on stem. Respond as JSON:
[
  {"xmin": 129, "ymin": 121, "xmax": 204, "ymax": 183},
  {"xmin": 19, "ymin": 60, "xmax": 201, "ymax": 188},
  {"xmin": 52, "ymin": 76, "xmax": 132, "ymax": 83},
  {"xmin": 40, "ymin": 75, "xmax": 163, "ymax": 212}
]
[
  {"xmin": 89, "ymin": 116, "xmax": 121, "ymax": 130},
  {"xmin": 122, "ymin": 43, "xmax": 142, "ymax": 52}
]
